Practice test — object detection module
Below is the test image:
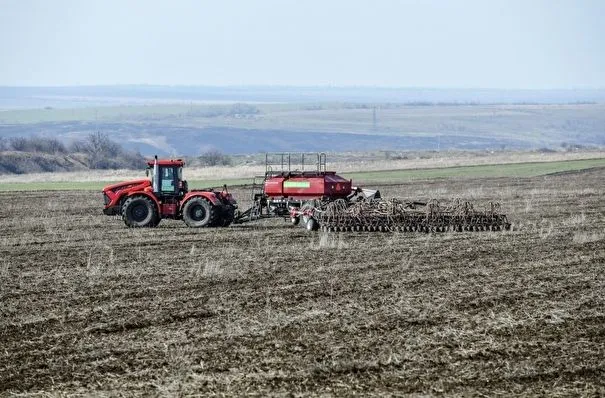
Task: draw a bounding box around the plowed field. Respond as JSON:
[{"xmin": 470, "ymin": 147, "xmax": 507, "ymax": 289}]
[{"xmin": 1, "ymin": 169, "xmax": 604, "ymax": 396}]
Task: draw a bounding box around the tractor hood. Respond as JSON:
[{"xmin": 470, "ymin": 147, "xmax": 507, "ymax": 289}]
[
  {"xmin": 102, "ymin": 179, "xmax": 152, "ymax": 216},
  {"xmin": 103, "ymin": 179, "xmax": 151, "ymax": 194}
]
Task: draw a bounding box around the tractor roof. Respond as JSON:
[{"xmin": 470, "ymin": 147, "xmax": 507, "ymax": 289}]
[{"xmin": 146, "ymin": 159, "xmax": 185, "ymax": 167}]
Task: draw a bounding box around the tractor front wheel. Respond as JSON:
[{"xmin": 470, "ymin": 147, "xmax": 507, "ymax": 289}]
[
  {"xmin": 182, "ymin": 197, "xmax": 217, "ymax": 228},
  {"xmin": 122, "ymin": 196, "xmax": 160, "ymax": 228}
]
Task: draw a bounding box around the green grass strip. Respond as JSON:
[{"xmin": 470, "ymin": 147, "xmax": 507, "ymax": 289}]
[
  {"xmin": 0, "ymin": 158, "xmax": 603, "ymax": 191},
  {"xmin": 342, "ymin": 158, "xmax": 605, "ymax": 183}
]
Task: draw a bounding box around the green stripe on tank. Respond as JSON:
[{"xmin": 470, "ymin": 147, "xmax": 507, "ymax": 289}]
[{"xmin": 284, "ymin": 181, "xmax": 311, "ymax": 188}]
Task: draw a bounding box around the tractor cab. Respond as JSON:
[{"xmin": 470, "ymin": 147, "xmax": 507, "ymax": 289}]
[{"xmin": 147, "ymin": 157, "xmax": 188, "ymax": 198}]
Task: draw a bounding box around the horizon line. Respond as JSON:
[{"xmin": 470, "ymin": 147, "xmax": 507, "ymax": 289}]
[{"xmin": 1, "ymin": 84, "xmax": 604, "ymax": 91}]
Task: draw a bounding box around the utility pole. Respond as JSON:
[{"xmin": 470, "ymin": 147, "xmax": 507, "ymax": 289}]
[{"xmin": 372, "ymin": 106, "xmax": 377, "ymax": 130}]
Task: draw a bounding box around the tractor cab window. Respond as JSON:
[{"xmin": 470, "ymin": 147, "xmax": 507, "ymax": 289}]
[{"xmin": 161, "ymin": 167, "xmax": 176, "ymax": 193}]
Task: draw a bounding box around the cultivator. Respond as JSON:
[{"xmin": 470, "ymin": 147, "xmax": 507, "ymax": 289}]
[
  {"xmin": 317, "ymin": 198, "xmax": 511, "ymax": 232},
  {"xmin": 230, "ymin": 152, "xmax": 511, "ymax": 233}
]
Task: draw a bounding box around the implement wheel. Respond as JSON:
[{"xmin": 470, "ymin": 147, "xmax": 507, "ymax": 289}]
[
  {"xmin": 182, "ymin": 197, "xmax": 217, "ymax": 228},
  {"xmin": 306, "ymin": 218, "xmax": 319, "ymax": 231},
  {"xmin": 122, "ymin": 196, "xmax": 160, "ymax": 228}
]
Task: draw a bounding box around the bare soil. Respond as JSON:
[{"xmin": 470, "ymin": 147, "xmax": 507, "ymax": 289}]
[{"xmin": 1, "ymin": 169, "xmax": 604, "ymax": 396}]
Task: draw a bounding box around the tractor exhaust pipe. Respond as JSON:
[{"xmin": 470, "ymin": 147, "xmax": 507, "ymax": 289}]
[{"xmin": 152, "ymin": 155, "xmax": 160, "ymax": 193}]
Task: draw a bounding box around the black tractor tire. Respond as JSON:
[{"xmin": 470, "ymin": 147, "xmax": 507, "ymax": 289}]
[
  {"xmin": 218, "ymin": 206, "xmax": 235, "ymax": 227},
  {"xmin": 122, "ymin": 196, "xmax": 159, "ymax": 228},
  {"xmin": 182, "ymin": 197, "xmax": 217, "ymax": 228},
  {"xmin": 151, "ymin": 212, "xmax": 161, "ymax": 227}
]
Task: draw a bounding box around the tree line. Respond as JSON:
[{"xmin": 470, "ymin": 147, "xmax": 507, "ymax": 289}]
[{"xmin": 0, "ymin": 133, "xmax": 145, "ymax": 174}]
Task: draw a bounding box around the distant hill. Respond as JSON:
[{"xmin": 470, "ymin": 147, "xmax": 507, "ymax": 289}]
[
  {"xmin": 0, "ymin": 123, "xmax": 533, "ymax": 157},
  {"xmin": 0, "ymin": 86, "xmax": 603, "ymax": 157}
]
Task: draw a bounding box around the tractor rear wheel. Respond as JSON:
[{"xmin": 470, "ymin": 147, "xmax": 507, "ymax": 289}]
[
  {"xmin": 182, "ymin": 197, "xmax": 217, "ymax": 228},
  {"xmin": 122, "ymin": 196, "xmax": 159, "ymax": 228},
  {"xmin": 218, "ymin": 206, "xmax": 235, "ymax": 227}
]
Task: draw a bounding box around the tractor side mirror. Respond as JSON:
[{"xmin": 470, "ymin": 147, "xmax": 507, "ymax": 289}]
[{"xmin": 145, "ymin": 168, "xmax": 149, "ymax": 177}]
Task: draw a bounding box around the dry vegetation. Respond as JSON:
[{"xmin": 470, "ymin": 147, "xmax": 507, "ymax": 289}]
[
  {"xmin": 0, "ymin": 133, "xmax": 144, "ymax": 175},
  {"xmin": 1, "ymin": 168, "xmax": 604, "ymax": 396}
]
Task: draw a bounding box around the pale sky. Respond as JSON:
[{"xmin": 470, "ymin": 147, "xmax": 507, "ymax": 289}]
[{"xmin": 1, "ymin": 0, "xmax": 604, "ymax": 89}]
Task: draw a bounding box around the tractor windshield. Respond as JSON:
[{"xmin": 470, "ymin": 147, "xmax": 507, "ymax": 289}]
[{"xmin": 161, "ymin": 167, "xmax": 176, "ymax": 192}]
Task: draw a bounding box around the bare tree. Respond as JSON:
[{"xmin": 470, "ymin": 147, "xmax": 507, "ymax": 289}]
[{"xmin": 199, "ymin": 149, "xmax": 231, "ymax": 166}]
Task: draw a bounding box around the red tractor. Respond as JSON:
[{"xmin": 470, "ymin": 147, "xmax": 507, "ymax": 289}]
[{"xmin": 102, "ymin": 157, "xmax": 237, "ymax": 228}]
